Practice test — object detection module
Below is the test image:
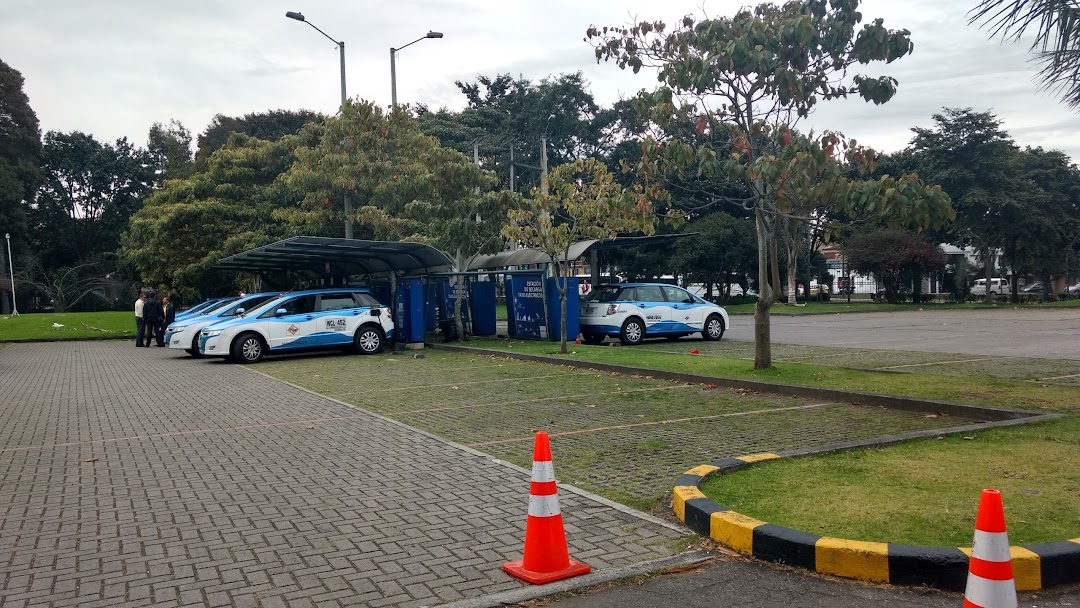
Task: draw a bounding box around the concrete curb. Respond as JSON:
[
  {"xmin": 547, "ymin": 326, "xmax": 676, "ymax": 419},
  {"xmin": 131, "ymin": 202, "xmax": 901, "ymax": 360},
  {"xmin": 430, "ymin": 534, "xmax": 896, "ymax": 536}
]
[
  {"xmin": 430, "ymin": 550, "xmax": 714, "ymax": 608},
  {"xmin": 0, "ymin": 335, "xmax": 132, "ymax": 343},
  {"xmin": 673, "ymin": 454, "xmax": 1080, "ymax": 591}
]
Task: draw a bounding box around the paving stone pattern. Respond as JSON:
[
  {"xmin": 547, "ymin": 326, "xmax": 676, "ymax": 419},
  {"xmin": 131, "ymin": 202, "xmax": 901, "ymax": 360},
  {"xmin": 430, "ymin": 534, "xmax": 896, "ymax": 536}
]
[
  {"xmin": 0, "ymin": 343, "xmax": 682, "ymax": 608},
  {"xmin": 262, "ymin": 351, "xmax": 976, "ymax": 508}
]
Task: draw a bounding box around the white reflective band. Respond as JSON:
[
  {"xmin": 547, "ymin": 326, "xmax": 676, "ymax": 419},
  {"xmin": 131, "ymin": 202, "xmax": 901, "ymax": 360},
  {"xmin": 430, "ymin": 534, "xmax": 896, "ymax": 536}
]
[
  {"xmin": 972, "ymin": 530, "xmax": 1013, "ymax": 563},
  {"xmin": 964, "ymin": 573, "xmax": 1018, "ymax": 608},
  {"xmin": 531, "ymin": 460, "xmax": 555, "ymax": 482},
  {"xmin": 528, "ymin": 494, "xmax": 562, "ymax": 517}
]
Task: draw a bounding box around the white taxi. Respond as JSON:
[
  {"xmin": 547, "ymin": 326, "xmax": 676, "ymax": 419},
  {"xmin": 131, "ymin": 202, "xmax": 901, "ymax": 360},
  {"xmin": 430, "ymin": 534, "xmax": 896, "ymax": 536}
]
[
  {"xmin": 198, "ymin": 288, "xmax": 393, "ymax": 363},
  {"xmin": 166, "ymin": 292, "xmax": 281, "ymax": 356},
  {"xmin": 579, "ymin": 283, "xmax": 729, "ymax": 345}
]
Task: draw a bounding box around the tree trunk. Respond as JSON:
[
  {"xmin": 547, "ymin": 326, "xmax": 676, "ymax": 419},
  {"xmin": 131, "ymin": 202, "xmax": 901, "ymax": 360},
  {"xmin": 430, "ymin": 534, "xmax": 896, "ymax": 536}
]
[
  {"xmin": 985, "ymin": 248, "xmax": 994, "ymax": 304},
  {"xmin": 753, "ymin": 208, "xmax": 772, "ymax": 369},
  {"xmin": 552, "ymin": 256, "xmax": 569, "ymax": 354},
  {"xmin": 786, "ymin": 241, "xmax": 798, "ymax": 306},
  {"xmin": 453, "ymin": 249, "xmax": 466, "ymax": 341}
]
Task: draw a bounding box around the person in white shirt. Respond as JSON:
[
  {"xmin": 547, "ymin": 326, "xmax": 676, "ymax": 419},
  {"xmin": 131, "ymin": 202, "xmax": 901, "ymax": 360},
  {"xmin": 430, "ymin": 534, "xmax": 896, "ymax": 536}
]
[{"xmin": 134, "ymin": 292, "xmax": 147, "ymax": 347}]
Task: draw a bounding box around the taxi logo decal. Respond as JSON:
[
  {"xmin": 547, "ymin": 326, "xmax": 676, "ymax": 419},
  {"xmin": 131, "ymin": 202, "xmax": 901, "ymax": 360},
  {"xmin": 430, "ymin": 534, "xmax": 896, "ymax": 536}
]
[{"xmin": 287, "ymin": 324, "xmax": 300, "ymax": 335}]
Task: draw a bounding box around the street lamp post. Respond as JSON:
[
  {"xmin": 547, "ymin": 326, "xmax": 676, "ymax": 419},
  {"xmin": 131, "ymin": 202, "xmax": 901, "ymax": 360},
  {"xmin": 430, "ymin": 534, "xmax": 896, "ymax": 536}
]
[
  {"xmin": 286, "ymin": 11, "xmax": 352, "ymax": 239},
  {"xmin": 5, "ymin": 233, "xmax": 17, "ymax": 316},
  {"xmin": 390, "ymin": 31, "xmax": 443, "ymax": 108}
]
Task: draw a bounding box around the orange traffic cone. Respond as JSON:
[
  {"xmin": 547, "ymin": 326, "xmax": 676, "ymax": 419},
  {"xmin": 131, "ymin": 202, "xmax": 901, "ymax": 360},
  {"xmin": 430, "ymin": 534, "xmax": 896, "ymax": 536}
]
[
  {"xmin": 502, "ymin": 432, "xmax": 591, "ymax": 584},
  {"xmin": 964, "ymin": 489, "xmax": 1017, "ymax": 608}
]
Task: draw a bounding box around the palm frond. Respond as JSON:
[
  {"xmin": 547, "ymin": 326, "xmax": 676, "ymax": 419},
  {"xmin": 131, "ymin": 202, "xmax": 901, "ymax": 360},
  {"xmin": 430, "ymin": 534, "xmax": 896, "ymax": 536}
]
[{"xmin": 970, "ymin": 0, "xmax": 1080, "ymax": 107}]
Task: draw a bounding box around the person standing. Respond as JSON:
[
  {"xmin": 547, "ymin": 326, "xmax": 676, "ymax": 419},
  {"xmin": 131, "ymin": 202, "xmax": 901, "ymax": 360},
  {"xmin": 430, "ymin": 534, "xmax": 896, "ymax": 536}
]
[
  {"xmin": 134, "ymin": 292, "xmax": 147, "ymax": 347},
  {"xmin": 158, "ymin": 296, "xmax": 176, "ymax": 346},
  {"xmin": 143, "ymin": 291, "xmax": 164, "ymax": 347}
]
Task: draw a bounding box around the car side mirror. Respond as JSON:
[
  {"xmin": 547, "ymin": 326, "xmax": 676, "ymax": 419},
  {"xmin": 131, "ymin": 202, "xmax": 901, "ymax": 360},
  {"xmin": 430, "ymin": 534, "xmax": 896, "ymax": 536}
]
[
  {"xmin": 235, "ymin": 308, "xmax": 245, "ymax": 314},
  {"xmin": 683, "ymin": 298, "xmax": 695, "ymax": 304},
  {"xmin": 275, "ymin": 308, "xmax": 288, "ymax": 317}
]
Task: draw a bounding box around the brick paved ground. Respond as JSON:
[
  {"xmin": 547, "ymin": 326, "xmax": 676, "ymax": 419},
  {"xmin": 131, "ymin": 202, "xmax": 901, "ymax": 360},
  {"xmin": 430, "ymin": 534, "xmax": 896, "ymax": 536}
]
[
  {"xmin": 261, "ymin": 351, "xmax": 976, "ymax": 509},
  {"xmin": 0, "ymin": 342, "xmax": 684, "ymax": 608}
]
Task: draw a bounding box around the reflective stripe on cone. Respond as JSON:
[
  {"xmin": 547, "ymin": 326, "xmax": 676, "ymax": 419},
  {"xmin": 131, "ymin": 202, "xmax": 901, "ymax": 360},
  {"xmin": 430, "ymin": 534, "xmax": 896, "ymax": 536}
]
[{"xmin": 963, "ymin": 489, "xmax": 1017, "ymax": 608}]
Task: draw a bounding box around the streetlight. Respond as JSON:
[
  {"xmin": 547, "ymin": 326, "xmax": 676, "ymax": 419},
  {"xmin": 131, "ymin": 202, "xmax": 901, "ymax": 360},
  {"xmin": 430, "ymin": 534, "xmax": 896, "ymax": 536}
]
[
  {"xmin": 391, "ymin": 31, "xmax": 443, "ymax": 108},
  {"xmin": 4, "ymin": 233, "xmax": 16, "ymax": 316},
  {"xmin": 285, "ymin": 10, "xmax": 353, "ymax": 239}
]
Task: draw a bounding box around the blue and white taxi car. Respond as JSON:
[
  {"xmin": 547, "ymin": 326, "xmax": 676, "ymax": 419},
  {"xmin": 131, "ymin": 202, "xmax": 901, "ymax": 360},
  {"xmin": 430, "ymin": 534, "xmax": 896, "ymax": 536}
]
[
  {"xmin": 175, "ymin": 297, "xmax": 235, "ymax": 321},
  {"xmin": 165, "ymin": 292, "xmax": 281, "ymax": 356},
  {"xmin": 579, "ymin": 283, "xmax": 729, "ymax": 345},
  {"xmin": 198, "ymin": 288, "xmax": 393, "ymax": 363}
]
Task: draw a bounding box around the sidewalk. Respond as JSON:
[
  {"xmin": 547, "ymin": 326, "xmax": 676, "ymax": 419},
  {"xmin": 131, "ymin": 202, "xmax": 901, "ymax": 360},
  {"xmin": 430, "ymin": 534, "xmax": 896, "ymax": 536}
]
[
  {"xmin": 0, "ymin": 342, "xmax": 684, "ymax": 607},
  {"xmin": 528, "ymin": 552, "xmax": 1080, "ymax": 608}
]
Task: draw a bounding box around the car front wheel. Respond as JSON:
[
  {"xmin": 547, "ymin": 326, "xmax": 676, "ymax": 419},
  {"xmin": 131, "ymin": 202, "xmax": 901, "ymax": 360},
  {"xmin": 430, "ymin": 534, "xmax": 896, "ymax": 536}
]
[
  {"xmin": 620, "ymin": 318, "xmax": 645, "ymax": 346},
  {"xmin": 231, "ymin": 333, "xmax": 266, "ymax": 364},
  {"xmin": 354, "ymin": 325, "xmax": 385, "ymax": 355},
  {"xmin": 188, "ymin": 334, "xmax": 203, "ymax": 358},
  {"xmin": 703, "ymin": 314, "xmax": 725, "ymax": 341}
]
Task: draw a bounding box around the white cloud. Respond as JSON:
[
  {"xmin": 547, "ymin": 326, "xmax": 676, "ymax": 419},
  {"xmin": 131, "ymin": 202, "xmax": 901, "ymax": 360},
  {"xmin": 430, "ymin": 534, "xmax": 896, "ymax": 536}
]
[{"xmin": 2, "ymin": 0, "xmax": 1077, "ymax": 157}]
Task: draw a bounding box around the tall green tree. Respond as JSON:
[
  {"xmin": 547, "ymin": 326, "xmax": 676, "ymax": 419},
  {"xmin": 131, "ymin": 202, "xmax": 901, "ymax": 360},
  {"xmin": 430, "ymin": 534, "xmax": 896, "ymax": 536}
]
[
  {"xmin": 970, "ymin": 0, "xmax": 1080, "ymax": 108},
  {"xmin": 31, "ymin": 131, "xmax": 155, "ymax": 270},
  {"xmin": 0, "ymin": 59, "xmax": 42, "ymax": 313},
  {"xmin": 907, "ymin": 108, "xmax": 1021, "ymax": 302},
  {"xmin": 195, "ymin": 109, "xmax": 324, "ymax": 165},
  {"xmin": 588, "ymin": 1, "xmax": 954, "ymax": 368},
  {"xmin": 123, "ymin": 133, "xmax": 304, "ymax": 297},
  {"xmin": 502, "ymin": 158, "xmax": 659, "ymax": 354},
  {"xmin": 1002, "ymin": 146, "xmax": 1080, "ymax": 297},
  {"xmin": 276, "ymin": 101, "xmax": 492, "ymax": 241},
  {"xmin": 417, "ymin": 73, "xmax": 620, "ymax": 194},
  {"xmin": 148, "ymin": 119, "xmax": 194, "ymax": 182}
]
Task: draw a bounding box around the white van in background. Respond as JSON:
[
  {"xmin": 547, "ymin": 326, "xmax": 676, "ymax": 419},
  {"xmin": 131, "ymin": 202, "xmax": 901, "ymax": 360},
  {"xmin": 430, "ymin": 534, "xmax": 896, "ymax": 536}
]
[{"xmin": 970, "ymin": 278, "xmax": 1010, "ymax": 295}]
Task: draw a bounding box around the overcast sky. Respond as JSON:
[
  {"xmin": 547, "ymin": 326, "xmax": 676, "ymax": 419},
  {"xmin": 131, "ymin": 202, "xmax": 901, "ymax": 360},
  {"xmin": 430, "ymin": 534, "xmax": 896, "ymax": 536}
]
[{"xmin": 3, "ymin": 0, "xmax": 1078, "ymax": 159}]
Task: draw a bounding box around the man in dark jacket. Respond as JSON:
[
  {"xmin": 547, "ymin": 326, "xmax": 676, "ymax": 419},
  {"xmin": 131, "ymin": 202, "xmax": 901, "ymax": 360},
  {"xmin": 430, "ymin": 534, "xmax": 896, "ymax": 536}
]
[
  {"xmin": 158, "ymin": 296, "xmax": 176, "ymax": 347},
  {"xmin": 143, "ymin": 291, "xmax": 164, "ymax": 347}
]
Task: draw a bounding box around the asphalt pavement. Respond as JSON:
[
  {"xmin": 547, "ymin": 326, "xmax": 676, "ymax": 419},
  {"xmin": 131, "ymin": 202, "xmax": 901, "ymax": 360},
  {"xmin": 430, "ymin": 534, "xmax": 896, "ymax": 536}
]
[{"xmin": 726, "ymin": 308, "xmax": 1080, "ymax": 359}]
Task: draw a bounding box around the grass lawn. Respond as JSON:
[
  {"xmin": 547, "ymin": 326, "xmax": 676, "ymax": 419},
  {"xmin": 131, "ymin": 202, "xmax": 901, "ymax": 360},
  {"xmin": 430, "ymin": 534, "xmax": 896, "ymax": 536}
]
[
  {"xmin": 0, "ymin": 311, "xmax": 134, "ymax": 341},
  {"xmin": 462, "ymin": 337, "xmax": 1080, "ymax": 413},
  {"xmin": 700, "ymin": 416, "xmax": 1080, "ymax": 546}
]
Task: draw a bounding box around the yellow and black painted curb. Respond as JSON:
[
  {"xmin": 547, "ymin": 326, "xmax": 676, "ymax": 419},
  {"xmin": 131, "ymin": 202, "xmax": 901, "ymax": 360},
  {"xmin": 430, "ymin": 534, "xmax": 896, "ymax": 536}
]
[{"xmin": 674, "ymin": 454, "xmax": 1080, "ymax": 591}]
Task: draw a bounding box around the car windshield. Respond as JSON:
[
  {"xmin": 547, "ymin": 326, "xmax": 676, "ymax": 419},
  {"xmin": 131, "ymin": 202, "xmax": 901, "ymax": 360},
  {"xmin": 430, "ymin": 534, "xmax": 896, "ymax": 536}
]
[{"xmin": 586, "ymin": 286, "xmax": 623, "ymax": 303}]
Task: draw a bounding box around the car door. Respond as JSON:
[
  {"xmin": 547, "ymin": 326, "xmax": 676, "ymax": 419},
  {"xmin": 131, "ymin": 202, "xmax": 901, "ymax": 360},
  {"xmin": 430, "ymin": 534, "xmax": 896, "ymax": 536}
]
[
  {"xmin": 662, "ymin": 286, "xmax": 703, "ymax": 331},
  {"xmin": 633, "ymin": 285, "xmax": 669, "ymax": 332},
  {"xmin": 265, "ymin": 295, "xmax": 318, "ymax": 350},
  {"xmin": 314, "ymin": 292, "xmax": 363, "ymax": 346}
]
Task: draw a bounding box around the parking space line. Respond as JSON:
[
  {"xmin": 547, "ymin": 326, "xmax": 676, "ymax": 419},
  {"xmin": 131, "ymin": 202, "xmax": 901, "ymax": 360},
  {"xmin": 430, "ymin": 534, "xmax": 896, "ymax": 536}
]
[
  {"xmin": 328, "ymin": 372, "xmax": 576, "ymax": 396},
  {"xmin": 468, "ymin": 403, "xmax": 831, "ymax": 447},
  {"xmin": 389, "ymin": 384, "xmax": 694, "ymax": 415},
  {"xmin": 873, "ymin": 357, "xmax": 998, "ymax": 370},
  {"xmin": 0, "ymin": 413, "xmax": 372, "ymax": 453},
  {"xmin": 1035, "ymin": 372, "xmax": 1080, "ymax": 381}
]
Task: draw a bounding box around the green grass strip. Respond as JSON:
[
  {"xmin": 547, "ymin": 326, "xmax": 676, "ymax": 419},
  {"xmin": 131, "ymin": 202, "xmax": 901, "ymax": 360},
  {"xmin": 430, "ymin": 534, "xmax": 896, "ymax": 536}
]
[
  {"xmin": 0, "ymin": 311, "xmax": 135, "ymax": 341},
  {"xmin": 700, "ymin": 416, "xmax": 1080, "ymax": 546}
]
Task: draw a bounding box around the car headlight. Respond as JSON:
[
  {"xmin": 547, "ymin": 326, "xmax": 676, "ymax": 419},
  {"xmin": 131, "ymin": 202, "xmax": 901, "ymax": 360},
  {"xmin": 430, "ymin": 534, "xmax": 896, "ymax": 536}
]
[
  {"xmin": 202, "ymin": 329, "xmax": 222, "ymax": 338},
  {"xmin": 169, "ymin": 325, "xmax": 187, "ymax": 333}
]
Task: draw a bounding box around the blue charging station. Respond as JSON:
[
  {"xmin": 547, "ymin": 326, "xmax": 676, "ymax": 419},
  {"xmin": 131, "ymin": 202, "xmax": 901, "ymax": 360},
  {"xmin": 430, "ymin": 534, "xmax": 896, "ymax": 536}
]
[
  {"xmin": 394, "ymin": 277, "xmax": 426, "ymax": 347},
  {"xmin": 546, "ymin": 277, "xmax": 580, "ymax": 342},
  {"xmin": 469, "ymin": 281, "xmax": 497, "ymax": 336}
]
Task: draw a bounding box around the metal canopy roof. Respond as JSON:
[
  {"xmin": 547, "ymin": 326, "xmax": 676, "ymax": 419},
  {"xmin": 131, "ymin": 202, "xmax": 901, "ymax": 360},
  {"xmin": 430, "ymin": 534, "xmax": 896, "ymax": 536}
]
[
  {"xmin": 466, "ymin": 234, "xmax": 693, "ymax": 271},
  {"xmin": 214, "ymin": 236, "xmax": 452, "ymax": 276}
]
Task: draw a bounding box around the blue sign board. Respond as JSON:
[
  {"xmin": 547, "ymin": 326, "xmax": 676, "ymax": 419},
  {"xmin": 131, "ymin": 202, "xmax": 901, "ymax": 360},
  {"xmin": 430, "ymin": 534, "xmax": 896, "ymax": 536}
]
[{"xmin": 507, "ymin": 273, "xmax": 547, "ymax": 340}]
